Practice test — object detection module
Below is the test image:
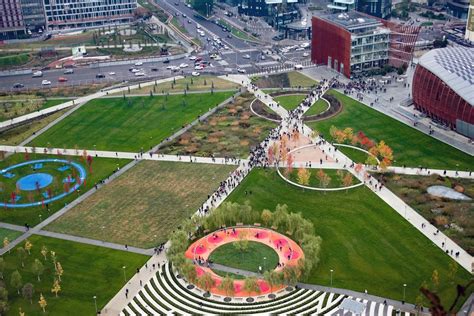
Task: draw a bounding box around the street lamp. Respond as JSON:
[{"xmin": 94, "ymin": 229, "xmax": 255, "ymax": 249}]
[
  {"xmin": 263, "ymin": 257, "xmax": 267, "ymax": 272},
  {"xmin": 403, "ymin": 283, "xmax": 407, "ymax": 302},
  {"xmin": 122, "ymin": 266, "xmax": 127, "ymax": 282},
  {"xmin": 93, "ymin": 295, "xmax": 97, "ymax": 314},
  {"xmin": 330, "ymin": 269, "xmax": 334, "ymax": 287}
]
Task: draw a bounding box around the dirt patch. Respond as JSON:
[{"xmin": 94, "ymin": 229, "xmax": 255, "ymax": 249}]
[
  {"xmin": 303, "ymin": 94, "xmax": 342, "ymax": 122},
  {"xmin": 251, "ymin": 99, "xmax": 281, "ymax": 121}
]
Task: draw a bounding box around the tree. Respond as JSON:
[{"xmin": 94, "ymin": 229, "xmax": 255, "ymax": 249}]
[
  {"xmin": 431, "ymin": 269, "xmax": 439, "ymax": 290},
  {"xmin": 3, "ymin": 238, "xmax": 9, "ymax": 250},
  {"xmin": 10, "ymin": 271, "xmax": 22, "ymax": 295},
  {"xmin": 264, "ymin": 270, "xmax": 281, "ymax": 292},
  {"xmin": 0, "ymin": 258, "xmax": 4, "ymax": 279},
  {"xmin": 0, "ymin": 285, "xmax": 8, "ymax": 315},
  {"xmin": 40, "ymin": 246, "xmax": 48, "ymax": 261},
  {"xmin": 285, "ymin": 154, "xmax": 294, "ymax": 177},
  {"xmin": 261, "ymin": 209, "xmax": 272, "ymax": 227},
  {"xmin": 282, "ymin": 265, "xmax": 299, "ymax": 286},
  {"xmin": 218, "ymin": 276, "xmax": 235, "ymax": 297},
  {"xmin": 17, "ymin": 247, "xmax": 27, "ymax": 268},
  {"xmin": 316, "ymin": 169, "xmax": 331, "ymax": 190},
  {"xmin": 233, "ymin": 232, "xmax": 249, "ymax": 260},
  {"xmin": 448, "ymin": 261, "xmax": 458, "ymax": 284},
  {"xmin": 38, "ymin": 293, "xmax": 47, "ymax": 312},
  {"xmin": 297, "ymin": 168, "xmax": 310, "ymax": 187},
  {"xmin": 32, "ymin": 259, "xmax": 44, "ymax": 282},
  {"xmin": 342, "ymin": 173, "xmax": 353, "ymax": 191},
  {"xmin": 50, "ymin": 251, "xmax": 57, "ymax": 266},
  {"xmin": 55, "ymin": 262, "xmax": 64, "ymax": 281},
  {"xmin": 243, "ymin": 276, "xmax": 260, "ymax": 295},
  {"xmin": 181, "ymin": 261, "xmax": 197, "ymax": 283},
  {"xmin": 197, "ymin": 272, "xmax": 214, "ymax": 293},
  {"xmin": 22, "ymin": 283, "xmax": 34, "ymax": 304},
  {"xmin": 51, "ymin": 279, "xmax": 61, "ymax": 297}
]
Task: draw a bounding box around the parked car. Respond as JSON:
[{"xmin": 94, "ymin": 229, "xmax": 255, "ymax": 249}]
[
  {"xmin": 179, "ymin": 63, "xmax": 189, "ymax": 68},
  {"xmin": 191, "ymin": 71, "xmax": 200, "ymax": 76},
  {"xmin": 109, "ymin": 72, "xmax": 116, "ymax": 75}
]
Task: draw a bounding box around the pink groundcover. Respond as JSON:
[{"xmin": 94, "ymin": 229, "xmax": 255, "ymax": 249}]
[{"xmin": 185, "ymin": 227, "xmax": 304, "ymax": 297}]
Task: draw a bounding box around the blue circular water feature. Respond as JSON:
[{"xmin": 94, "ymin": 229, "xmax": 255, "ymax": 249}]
[
  {"xmin": 17, "ymin": 173, "xmax": 53, "ymax": 191},
  {"xmin": 0, "ymin": 159, "xmax": 87, "ymax": 208}
]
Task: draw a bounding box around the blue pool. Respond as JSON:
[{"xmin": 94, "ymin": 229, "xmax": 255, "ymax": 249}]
[{"xmin": 16, "ymin": 173, "xmax": 53, "ymax": 191}]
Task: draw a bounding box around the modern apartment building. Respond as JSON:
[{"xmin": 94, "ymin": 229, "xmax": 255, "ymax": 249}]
[
  {"xmin": 237, "ymin": 0, "xmax": 300, "ymax": 27},
  {"xmin": 0, "ymin": 0, "xmax": 25, "ymax": 39},
  {"xmin": 447, "ymin": 0, "xmax": 470, "ymax": 19},
  {"xmin": 20, "ymin": 0, "xmax": 46, "ymax": 31},
  {"xmin": 465, "ymin": 0, "xmax": 474, "ymax": 41},
  {"xmin": 43, "ymin": 0, "xmax": 137, "ymax": 29},
  {"xmin": 357, "ymin": 0, "xmax": 392, "ymax": 19}
]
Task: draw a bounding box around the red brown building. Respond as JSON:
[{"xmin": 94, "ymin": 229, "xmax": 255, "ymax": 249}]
[{"xmin": 412, "ymin": 47, "xmax": 474, "ymax": 138}]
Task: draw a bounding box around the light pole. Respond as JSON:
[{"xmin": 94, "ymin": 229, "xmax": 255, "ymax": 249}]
[
  {"xmin": 330, "ymin": 269, "xmax": 333, "ymax": 287},
  {"xmin": 93, "ymin": 295, "xmax": 97, "ymax": 314},
  {"xmin": 122, "ymin": 266, "xmax": 127, "ymax": 282},
  {"xmin": 403, "ymin": 283, "xmax": 407, "ymax": 302},
  {"xmin": 263, "ymin": 257, "xmax": 267, "ymax": 272}
]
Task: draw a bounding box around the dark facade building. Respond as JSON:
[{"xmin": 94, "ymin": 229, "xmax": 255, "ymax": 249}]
[
  {"xmin": 20, "ymin": 0, "xmax": 46, "ymax": 32},
  {"xmin": 447, "ymin": 0, "xmax": 470, "ymax": 19},
  {"xmin": 238, "ymin": 0, "xmax": 299, "ymax": 28},
  {"xmin": 311, "ymin": 11, "xmax": 420, "ymax": 77},
  {"xmin": 356, "ymin": 0, "xmax": 392, "ymax": 19},
  {"xmin": 412, "ymin": 47, "xmax": 474, "ymax": 138},
  {"xmin": 0, "ymin": 0, "xmax": 25, "ymax": 39}
]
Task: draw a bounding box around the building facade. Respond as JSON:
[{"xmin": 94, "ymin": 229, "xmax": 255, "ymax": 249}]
[
  {"xmin": 412, "ymin": 47, "xmax": 474, "ymax": 138},
  {"xmin": 238, "ymin": 0, "xmax": 299, "ymax": 28},
  {"xmin": 43, "ymin": 0, "xmax": 137, "ymax": 29},
  {"xmin": 20, "ymin": 0, "xmax": 46, "ymax": 32},
  {"xmin": 465, "ymin": 0, "xmax": 474, "ymax": 41},
  {"xmin": 0, "ymin": 0, "xmax": 25, "ymax": 39},
  {"xmin": 447, "ymin": 0, "xmax": 470, "ymax": 19},
  {"xmin": 357, "ymin": 0, "xmax": 392, "ymax": 19}
]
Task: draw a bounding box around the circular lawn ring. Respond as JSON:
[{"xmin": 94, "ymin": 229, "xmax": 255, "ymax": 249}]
[
  {"xmin": 249, "ymin": 98, "xmax": 281, "ymax": 123},
  {"xmin": 185, "ymin": 226, "xmax": 304, "ymax": 298},
  {"xmin": 0, "ymin": 159, "xmax": 86, "ymax": 208}
]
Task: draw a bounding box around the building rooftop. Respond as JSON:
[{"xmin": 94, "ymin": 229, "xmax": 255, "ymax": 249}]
[
  {"xmin": 318, "ymin": 11, "xmax": 382, "ymax": 31},
  {"xmin": 418, "ymin": 47, "xmax": 474, "ymax": 106}
]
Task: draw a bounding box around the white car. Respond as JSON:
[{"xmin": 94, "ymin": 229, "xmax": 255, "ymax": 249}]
[
  {"xmin": 243, "ymin": 54, "xmax": 251, "ymax": 59},
  {"xmin": 135, "ymin": 72, "xmax": 145, "ymax": 77},
  {"xmin": 32, "ymin": 71, "xmax": 43, "ymax": 78},
  {"xmin": 303, "ymin": 52, "xmax": 309, "ymax": 57},
  {"xmin": 179, "ymin": 63, "xmax": 189, "ymax": 68},
  {"xmin": 166, "ymin": 65, "xmax": 174, "ymax": 69},
  {"xmin": 189, "ymin": 56, "xmax": 197, "ymax": 60},
  {"xmin": 41, "ymin": 80, "xmax": 51, "ymax": 85},
  {"xmin": 194, "ymin": 65, "xmax": 204, "ymax": 70},
  {"xmin": 134, "ymin": 61, "xmax": 143, "ymax": 66},
  {"xmin": 108, "ymin": 72, "xmax": 116, "ymax": 75},
  {"xmin": 131, "ymin": 68, "xmax": 141, "ymax": 73},
  {"xmin": 191, "ymin": 71, "xmax": 200, "ymax": 76},
  {"xmin": 237, "ymin": 68, "xmax": 246, "ymax": 73}
]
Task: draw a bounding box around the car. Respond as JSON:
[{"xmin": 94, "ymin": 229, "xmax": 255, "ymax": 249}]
[
  {"xmin": 237, "ymin": 68, "xmax": 246, "ymax": 73},
  {"xmin": 135, "ymin": 72, "xmax": 145, "ymax": 76},
  {"xmin": 243, "ymin": 54, "xmax": 251, "ymax": 59},
  {"xmin": 227, "ymin": 34, "xmax": 232, "ymax": 38},
  {"xmin": 134, "ymin": 61, "xmax": 143, "ymax": 66},
  {"xmin": 163, "ymin": 59, "xmax": 170, "ymax": 64},
  {"xmin": 261, "ymin": 55, "xmax": 266, "ymax": 60},
  {"xmin": 303, "ymin": 52, "xmax": 309, "ymax": 57},
  {"xmin": 188, "ymin": 19, "xmax": 192, "ymax": 23},
  {"xmin": 131, "ymin": 68, "xmax": 141, "ymax": 73},
  {"xmin": 109, "ymin": 72, "xmax": 116, "ymax": 75},
  {"xmin": 58, "ymin": 77, "xmax": 68, "ymax": 82},
  {"xmin": 41, "ymin": 80, "xmax": 51, "ymax": 85},
  {"xmin": 187, "ymin": 3, "xmax": 191, "ymax": 7},
  {"xmin": 179, "ymin": 63, "xmax": 189, "ymax": 68},
  {"xmin": 189, "ymin": 56, "xmax": 197, "ymax": 60},
  {"xmin": 96, "ymin": 73, "xmax": 105, "ymax": 78},
  {"xmin": 166, "ymin": 65, "xmax": 174, "ymax": 70},
  {"xmin": 194, "ymin": 65, "xmax": 204, "ymax": 70},
  {"xmin": 294, "ymin": 64, "xmax": 303, "ymax": 70},
  {"xmin": 182, "ymin": 13, "xmax": 187, "ymax": 18},
  {"xmin": 196, "ymin": 24, "xmax": 201, "ymax": 29},
  {"xmin": 63, "ymin": 69, "xmax": 74, "ymax": 74},
  {"xmin": 151, "ymin": 68, "xmax": 159, "ymax": 72},
  {"xmin": 13, "ymin": 83, "xmax": 24, "ymax": 89},
  {"xmin": 300, "ymin": 42, "xmax": 310, "ymax": 48},
  {"xmin": 174, "ymin": 1, "xmax": 179, "ymax": 5},
  {"xmin": 191, "ymin": 71, "xmax": 200, "ymax": 76},
  {"xmin": 32, "ymin": 71, "xmax": 43, "ymax": 78}
]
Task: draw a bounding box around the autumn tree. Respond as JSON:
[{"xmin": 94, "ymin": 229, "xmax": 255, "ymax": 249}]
[
  {"xmin": 431, "ymin": 269, "xmax": 439, "ymax": 290},
  {"xmin": 3, "ymin": 238, "xmax": 9, "ymax": 250},
  {"xmin": 0, "ymin": 258, "xmax": 4, "ymax": 279},
  {"xmin": 297, "ymin": 168, "xmax": 310, "ymax": 187},
  {"xmin": 243, "ymin": 276, "xmax": 260, "ymax": 295},
  {"xmin": 38, "ymin": 293, "xmax": 47, "ymax": 312},
  {"xmin": 342, "ymin": 172, "xmax": 353, "ymax": 192},
  {"xmin": 10, "ymin": 271, "xmax": 22, "ymax": 295},
  {"xmin": 55, "ymin": 262, "xmax": 64, "ymax": 281},
  {"xmin": 17, "ymin": 247, "xmax": 27, "ymax": 268},
  {"xmin": 51, "ymin": 279, "xmax": 61, "ymax": 297},
  {"xmin": 32, "ymin": 259, "xmax": 44, "ymax": 282},
  {"xmin": 285, "ymin": 154, "xmax": 294, "ymax": 177},
  {"xmin": 22, "ymin": 283, "xmax": 34, "ymax": 304},
  {"xmin": 40, "ymin": 246, "xmax": 48, "ymax": 261},
  {"xmin": 261, "ymin": 209, "xmax": 272, "ymax": 227},
  {"xmin": 316, "ymin": 169, "xmax": 331, "ymax": 191},
  {"xmin": 197, "ymin": 272, "xmax": 214, "ymax": 293}
]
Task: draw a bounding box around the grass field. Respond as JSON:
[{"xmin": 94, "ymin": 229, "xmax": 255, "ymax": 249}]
[
  {"xmin": 273, "ymin": 94, "xmax": 305, "ymax": 111},
  {"xmin": 160, "ymin": 93, "xmax": 276, "ymax": 158},
  {"xmin": 225, "ymin": 168, "xmax": 472, "ymax": 307},
  {"xmin": 305, "ymin": 98, "xmax": 329, "ymax": 117},
  {"xmin": 0, "ymin": 154, "xmax": 130, "ymax": 226},
  {"xmin": 0, "ymin": 227, "xmax": 22, "ymax": 242},
  {"xmin": 1, "ymin": 235, "xmax": 148, "ymax": 315},
  {"xmin": 218, "ymin": 19, "xmax": 258, "ymax": 42},
  {"xmin": 30, "ymin": 92, "xmax": 234, "ymax": 152},
  {"xmin": 309, "ymin": 91, "xmax": 474, "ymax": 170},
  {"xmin": 0, "ymin": 108, "xmax": 69, "ymax": 146},
  {"xmin": 46, "ymin": 161, "xmax": 235, "ymax": 248},
  {"xmin": 209, "ymin": 241, "xmax": 279, "ymax": 273},
  {"xmin": 0, "ymin": 98, "xmax": 67, "ymax": 121},
  {"xmin": 0, "ymin": 53, "xmax": 30, "ymax": 69},
  {"xmin": 253, "ymin": 72, "xmax": 317, "ymax": 89},
  {"xmin": 118, "ymin": 76, "xmax": 239, "ymax": 95}
]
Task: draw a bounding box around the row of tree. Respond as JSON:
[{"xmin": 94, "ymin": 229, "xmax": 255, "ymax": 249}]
[{"xmin": 294, "ymin": 168, "xmax": 354, "ymax": 191}]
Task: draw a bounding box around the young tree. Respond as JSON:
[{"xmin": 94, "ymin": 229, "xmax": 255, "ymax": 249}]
[
  {"xmin": 50, "ymin": 251, "xmax": 57, "ymax": 266},
  {"xmin": 218, "ymin": 276, "xmax": 235, "ymax": 297},
  {"xmin": 51, "ymin": 279, "xmax": 61, "ymax": 297},
  {"xmin": 0, "ymin": 285, "xmax": 8, "ymax": 315},
  {"xmin": 17, "ymin": 247, "xmax": 27, "ymax": 268},
  {"xmin": 243, "ymin": 276, "xmax": 260, "ymax": 295},
  {"xmin": 285, "ymin": 154, "xmax": 294, "ymax": 177},
  {"xmin": 282, "ymin": 265, "xmax": 299, "ymax": 286},
  {"xmin": 431, "ymin": 269, "xmax": 439, "ymax": 290},
  {"xmin": 38, "ymin": 293, "xmax": 47, "ymax": 312},
  {"xmin": 10, "ymin": 271, "xmax": 22, "ymax": 295},
  {"xmin": 261, "ymin": 209, "xmax": 272, "ymax": 227},
  {"xmin": 316, "ymin": 169, "xmax": 331, "ymax": 191},
  {"xmin": 22, "ymin": 283, "xmax": 34, "ymax": 304},
  {"xmin": 197, "ymin": 272, "xmax": 214, "ymax": 293},
  {"xmin": 0, "ymin": 258, "xmax": 4, "ymax": 279},
  {"xmin": 3, "ymin": 238, "xmax": 9, "ymax": 250},
  {"xmin": 342, "ymin": 173, "xmax": 353, "ymax": 191},
  {"xmin": 448, "ymin": 261, "xmax": 458, "ymax": 284},
  {"xmin": 32, "ymin": 259, "xmax": 44, "ymax": 282},
  {"xmin": 181, "ymin": 261, "xmax": 197, "ymax": 283},
  {"xmin": 55, "ymin": 262, "xmax": 64, "ymax": 281},
  {"xmin": 263, "ymin": 270, "xmax": 281, "ymax": 292},
  {"xmin": 297, "ymin": 168, "xmax": 310, "ymax": 187},
  {"xmin": 233, "ymin": 232, "xmax": 249, "ymax": 261},
  {"xmin": 40, "ymin": 246, "xmax": 48, "ymax": 261}
]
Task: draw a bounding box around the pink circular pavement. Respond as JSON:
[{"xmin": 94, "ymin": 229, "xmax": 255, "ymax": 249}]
[{"xmin": 185, "ymin": 226, "xmax": 304, "ymax": 297}]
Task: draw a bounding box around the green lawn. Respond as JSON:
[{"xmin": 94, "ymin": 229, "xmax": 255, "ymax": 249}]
[
  {"xmin": 225, "ymin": 168, "xmax": 472, "ymax": 307},
  {"xmin": 1, "ymin": 235, "xmax": 148, "ymax": 315},
  {"xmin": 218, "ymin": 19, "xmax": 258, "ymax": 42},
  {"xmin": 305, "ymin": 98, "xmax": 329, "ymax": 116},
  {"xmin": 46, "ymin": 161, "xmax": 235, "ymax": 248},
  {"xmin": 273, "ymin": 94, "xmax": 305, "ymax": 111},
  {"xmin": 309, "ymin": 90, "xmax": 474, "ymax": 170},
  {"xmin": 0, "ymin": 99, "xmax": 68, "ymax": 121},
  {"xmin": 209, "ymin": 241, "xmax": 279, "ymax": 273},
  {"xmin": 0, "ymin": 154, "xmax": 130, "ymax": 226},
  {"xmin": 30, "ymin": 92, "xmax": 234, "ymax": 152},
  {"xmin": 287, "ymin": 72, "xmax": 318, "ymax": 87},
  {"xmin": 0, "ymin": 53, "xmax": 30, "ymax": 69},
  {"xmin": 0, "ymin": 227, "xmax": 22, "ymax": 242}
]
